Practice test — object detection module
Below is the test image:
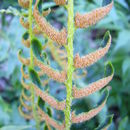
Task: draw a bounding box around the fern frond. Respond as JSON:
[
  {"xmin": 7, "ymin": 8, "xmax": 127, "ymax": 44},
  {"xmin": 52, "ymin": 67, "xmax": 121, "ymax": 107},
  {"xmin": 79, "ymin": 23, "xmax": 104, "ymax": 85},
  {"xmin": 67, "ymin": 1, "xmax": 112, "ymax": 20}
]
[
  {"xmin": 54, "ymin": 0, "xmax": 66, "ymax": 5},
  {"xmin": 21, "ymin": 78, "xmax": 30, "ymax": 90},
  {"xmin": 33, "ymin": 26, "xmax": 42, "ymax": 35},
  {"xmin": 20, "ymin": 17, "xmax": 29, "ymax": 29},
  {"xmin": 18, "ymin": 0, "xmax": 114, "ymax": 129},
  {"xmin": 34, "ymin": 84, "xmax": 66, "ymax": 110},
  {"xmin": 73, "ymin": 76, "xmax": 112, "ymax": 98},
  {"xmin": 72, "ymin": 89, "xmax": 109, "ymax": 123},
  {"xmin": 18, "ymin": 50, "xmax": 30, "ymax": 65},
  {"xmin": 34, "ymin": 59, "xmax": 67, "ymax": 82},
  {"xmin": 37, "ymin": 106, "xmax": 65, "ymax": 130},
  {"xmin": 72, "ymin": 100, "xmax": 105, "ymax": 123},
  {"xmin": 21, "ymin": 66, "xmax": 29, "ymax": 79},
  {"xmin": 75, "ymin": 1, "xmax": 113, "ymax": 28},
  {"xmin": 74, "ymin": 31, "xmax": 111, "ymax": 68},
  {"xmin": 18, "ymin": 52, "xmax": 66, "ymax": 82},
  {"xmin": 18, "ymin": 105, "xmax": 33, "ymax": 120},
  {"xmin": 21, "ymin": 79, "xmax": 65, "ymax": 110},
  {"xmin": 22, "ymin": 32, "xmax": 30, "ymax": 48},
  {"xmin": 21, "ymin": 89, "xmax": 31, "ymax": 101},
  {"xmin": 73, "ymin": 62, "xmax": 113, "ymax": 98},
  {"xmin": 18, "ymin": 0, "xmax": 30, "ymax": 8},
  {"xmin": 21, "ymin": 65, "xmax": 45, "ymax": 79},
  {"xmin": 33, "ymin": 0, "xmax": 67, "ymax": 45},
  {"xmin": 20, "ymin": 17, "xmax": 42, "ymax": 36},
  {"xmin": 20, "ymin": 96, "xmax": 32, "ymax": 111}
]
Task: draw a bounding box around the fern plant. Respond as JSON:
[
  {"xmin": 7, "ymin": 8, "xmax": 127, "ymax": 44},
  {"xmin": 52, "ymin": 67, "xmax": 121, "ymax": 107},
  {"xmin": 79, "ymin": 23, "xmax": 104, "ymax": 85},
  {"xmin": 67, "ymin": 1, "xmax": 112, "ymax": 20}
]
[{"xmin": 17, "ymin": 0, "xmax": 114, "ymax": 129}]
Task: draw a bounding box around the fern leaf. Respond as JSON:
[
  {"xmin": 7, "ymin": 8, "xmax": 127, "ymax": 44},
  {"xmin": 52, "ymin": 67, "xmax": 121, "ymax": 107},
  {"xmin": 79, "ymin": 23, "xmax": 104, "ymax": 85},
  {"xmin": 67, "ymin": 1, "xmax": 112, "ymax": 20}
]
[
  {"xmin": 54, "ymin": 0, "xmax": 66, "ymax": 5},
  {"xmin": 33, "ymin": 0, "xmax": 67, "ymax": 45},
  {"xmin": 74, "ymin": 31, "xmax": 111, "ymax": 68},
  {"xmin": 37, "ymin": 106, "xmax": 65, "ymax": 129},
  {"xmin": 18, "ymin": 0, "xmax": 30, "ymax": 8},
  {"xmin": 72, "ymin": 89, "xmax": 109, "ymax": 123},
  {"xmin": 75, "ymin": 1, "xmax": 113, "ymax": 28}
]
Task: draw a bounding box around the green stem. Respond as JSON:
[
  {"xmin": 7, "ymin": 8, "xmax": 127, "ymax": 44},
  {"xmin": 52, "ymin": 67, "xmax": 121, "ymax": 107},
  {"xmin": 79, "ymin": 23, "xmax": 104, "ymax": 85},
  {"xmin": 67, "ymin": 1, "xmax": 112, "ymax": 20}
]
[
  {"xmin": 29, "ymin": 0, "xmax": 33, "ymax": 67},
  {"xmin": 65, "ymin": 0, "xmax": 74, "ymax": 130},
  {"xmin": 31, "ymin": 86, "xmax": 40, "ymax": 130},
  {"xmin": 29, "ymin": 0, "xmax": 40, "ymax": 130}
]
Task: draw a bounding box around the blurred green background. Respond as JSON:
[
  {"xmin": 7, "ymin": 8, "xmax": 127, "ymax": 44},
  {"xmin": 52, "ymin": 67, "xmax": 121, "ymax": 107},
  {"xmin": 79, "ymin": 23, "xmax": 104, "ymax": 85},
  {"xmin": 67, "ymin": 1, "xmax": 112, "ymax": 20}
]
[{"xmin": 0, "ymin": 0, "xmax": 130, "ymax": 130}]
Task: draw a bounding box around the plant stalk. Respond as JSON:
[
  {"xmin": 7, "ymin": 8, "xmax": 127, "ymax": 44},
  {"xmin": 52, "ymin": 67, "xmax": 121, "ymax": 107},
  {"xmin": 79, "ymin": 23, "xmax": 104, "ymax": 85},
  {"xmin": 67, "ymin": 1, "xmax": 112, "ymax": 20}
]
[
  {"xmin": 29, "ymin": 0, "xmax": 40, "ymax": 129},
  {"xmin": 29, "ymin": 0, "xmax": 33, "ymax": 67},
  {"xmin": 65, "ymin": 0, "xmax": 74, "ymax": 129}
]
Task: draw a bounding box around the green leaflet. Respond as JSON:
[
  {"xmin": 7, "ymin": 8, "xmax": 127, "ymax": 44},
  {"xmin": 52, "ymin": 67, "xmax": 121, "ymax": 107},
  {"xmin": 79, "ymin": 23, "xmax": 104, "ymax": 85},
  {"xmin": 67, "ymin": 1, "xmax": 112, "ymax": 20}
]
[
  {"xmin": 101, "ymin": 31, "xmax": 110, "ymax": 48},
  {"xmin": 28, "ymin": 67, "xmax": 41, "ymax": 88},
  {"xmin": 42, "ymin": 52, "xmax": 49, "ymax": 64},
  {"xmin": 95, "ymin": 115, "xmax": 113, "ymax": 130},
  {"xmin": 46, "ymin": 106, "xmax": 52, "ymax": 117},
  {"xmin": 23, "ymin": 31, "xmax": 29, "ymax": 40},
  {"xmin": 18, "ymin": 49, "xmax": 23, "ymax": 56},
  {"xmin": 44, "ymin": 124, "xmax": 48, "ymax": 130},
  {"xmin": 96, "ymin": 88, "xmax": 109, "ymax": 106},
  {"xmin": 37, "ymin": 96, "xmax": 45, "ymax": 110},
  {"xmin": 18, "ymin": 49, "xmax": 30, "ymax": 65},
  {"xmin": 22, "ymin": 65, "xmax": 26, "ymax": 72},
  {"xmin": 102, "ymin": 0, "xmax": 113, "ymax": 6},
  {"xmin": 31, "ymin": 37, "xmax": 43, "ymax": 61},
  {"xmin": 0, "ymin": 125, "xmax": 32, "ymax": 130},
  {"xmin": 104, "ymin": 61, "xmax": 114, "ymax": 77},
  {"xmin": 37, "ymin": 96, "xmax": 52, "ymax": 118},
  {"xmin": 31, "ymin": 37, "xmax": 49, "ymax": 64},
  {"xmin": 18, "ymin": 49, "xmax": 26, "ymax": 59},
  {"xmin": 71, "ymin": 88, "xmax": 110, "ymax": 124}
]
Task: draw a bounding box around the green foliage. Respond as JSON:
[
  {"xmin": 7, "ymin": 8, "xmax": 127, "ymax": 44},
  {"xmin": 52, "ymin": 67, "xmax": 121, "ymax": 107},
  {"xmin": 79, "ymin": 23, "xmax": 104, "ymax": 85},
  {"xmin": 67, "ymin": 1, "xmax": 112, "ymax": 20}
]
[
  {"xmin": 97, "ymin": 89, "xmax": 109, "ymax": 106},
  {"xmin": 46, "ymin": 107, "xmax": 52, "ymax": 117},
  {"xmin": 28, "ymin": 67, "xmax": 41, "ymax": 88},
  {"xmin": 118, "ymin": 117, "xmax": 128, "ymax": 130},
  {"xmin": 31, "ymin": 38, "xmax": 43, "ymax": 61},
  {"xmin": 37, "ymin": 97, "xmax": 45, "ymax": 109},
  {"xmin": 95, "ymin": 115, "xmax": 113, "ymax": 130},
  {"xmin": 43, "ymin": 125, "xmax": 48, "ymax": 130},
  {"xmin": 101, "ymin": 31, "xmax": 110, "ymax": 47},
  {"xmin": 23, "ymin": 32, "xmax": 29, "ymax": 40},
  {"xmin": 105, "ymin": 61, "xmax": 114, "ymax": 77}
]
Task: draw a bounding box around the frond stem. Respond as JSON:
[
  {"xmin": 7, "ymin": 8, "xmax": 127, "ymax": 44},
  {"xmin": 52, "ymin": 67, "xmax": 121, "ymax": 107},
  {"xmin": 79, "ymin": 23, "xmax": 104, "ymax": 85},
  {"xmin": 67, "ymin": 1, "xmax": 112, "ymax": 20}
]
[
  {"xmin": 29, "ymin": 0, "xmax": 40, "ymax": 129},
  {"xmin": 64, "ymin": 0, "xmax": 74, "ymax": 129}
]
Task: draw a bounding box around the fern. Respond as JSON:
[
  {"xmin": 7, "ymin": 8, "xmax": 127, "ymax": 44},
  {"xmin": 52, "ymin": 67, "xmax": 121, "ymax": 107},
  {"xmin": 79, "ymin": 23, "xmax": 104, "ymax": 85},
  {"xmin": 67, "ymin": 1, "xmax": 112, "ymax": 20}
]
[{"xmin": 17, "ymin": 0, "xmax": 114, "ymax": 129}]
